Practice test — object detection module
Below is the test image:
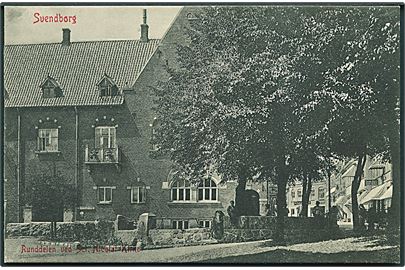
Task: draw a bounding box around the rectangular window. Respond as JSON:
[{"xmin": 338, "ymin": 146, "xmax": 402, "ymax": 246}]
[
  {"xmin": 38, "ymin": 128, "xmax": 58, "ymax": 152},
  {"xmin": 318, "ymin": 187, "xmax": 325, "ymax": 199},
  {"xmin": 98, "ymin": 186, "xmax": 114, "ymax": 204},
  {"xmin": 199, "ymin": 220, "xmax": 211, "ymax": 228},
  {"xmin": 131, "ymin": 186, "xmax": 146, "ymax": 204},
  {"xmin": 297, "ymin": 189, "xmax": 302, "ymax": 198},
  {"xmin": 95, "ymin": 126, "xmax": 116, "ymax": 149},
  {"xmin": 292, "ymin": 190, "xmax": 295, "ymax": 198},
  {"xmin": 172, "ymin": 220, "xmax": 189, "ymax": 230},
  {"xmin": 311, "ymin": 189, "xmax": 315, "ymax": 198}
]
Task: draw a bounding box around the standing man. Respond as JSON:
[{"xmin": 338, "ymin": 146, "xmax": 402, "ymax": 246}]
[
  {"xmin": 227, "ymin": 200, "xmax": 238, "ymax": 228},
  {"xmin": 313, "ymin": 201, "xmax": 324, "ymax": 228}
]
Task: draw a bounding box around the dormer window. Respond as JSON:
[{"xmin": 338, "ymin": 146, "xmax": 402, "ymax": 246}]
[
  {"xmin": 97, "ymin": 74, "xmax": 119, "ymax": 97},
  {"xmin": 40, "ymin": 76, "xmax": 63, "ymax": 98}
]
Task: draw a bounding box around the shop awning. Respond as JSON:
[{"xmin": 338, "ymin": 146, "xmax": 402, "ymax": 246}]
[
  {"xmin": 379, "ymin": 185, "xmax": 392, "ymax": 200},
  {"xmin": 335, "ymin": 195, "xmax": 348, "ymax": 205},
  {"xmin": 360, "ymin": 181, "xmax": 391, "ymax": 204}
]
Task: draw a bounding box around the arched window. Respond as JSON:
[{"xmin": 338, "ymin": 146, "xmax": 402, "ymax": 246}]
[
  {"xmin": 197, "ymin": 179, "xmax": 218, "ymax": 201},
  {"xmin": 171, "ymin": 179, "xmax": 191, "ymax": 201}
]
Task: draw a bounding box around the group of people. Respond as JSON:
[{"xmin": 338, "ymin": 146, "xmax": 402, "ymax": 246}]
[{"xmin": 359, "ymin": 204, "xmax": 388, "ymax": 231}]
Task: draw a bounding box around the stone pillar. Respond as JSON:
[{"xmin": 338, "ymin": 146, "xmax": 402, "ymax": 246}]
[
  {"xmin": 138, "ymin": 213, "xmax": 156, "ymax": 236},
  {"xmin": 63, "ymin": 208, "xmax": 74, "ymax": 222},
  {"xmin": 23, "ymin": 206, "xmax": 32, "ymax": 223}
]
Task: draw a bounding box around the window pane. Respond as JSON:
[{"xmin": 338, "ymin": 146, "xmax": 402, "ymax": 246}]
[
  {"xmin": 105, "ymin": 188, "xmax": 112, "ymax": 202},
  {"xmin": 132, "ymin": 188, "xmax": 138, "ymax": 203},
  {"xmin": 51, "ymin": 129, "xmax": 58, "ymax": 137},
  {"xmin": 110, "ymin": 128, "xmax": 116, "ymax": 148},
  {"xmin": 172, "ymin": 221, "xmax": 177, "ymax": 229},
  {"xmin": 172, "ymin": 189, "xmax": 177, "ymax": 201},
  {"xmin": 179, "ymin": 189, "xmax": 184, "ymax": 200},
  {"xmin": 185, "ymin": 188, "xmax": 191, "ymax": 200},
  {"xmin": 204, "ymin": 188, "xmax": 210, "ymax": 200},
  {"xmin": 184, "ymin": 221, "xmax": 189, "ymax": 229},
  {"xmin": 212, "ymin": 189, "xmax": 217, "ymax": 201},
  {"xmin": 198, "ymin": 189, "xmax": 204, "ymax": 201},
  {"xmin": 204, "ymin": 179, "xmax": 210, "ymax": 187},
  {"xmin": 98, "ymin": 188, "xmax": 104, "ymax": 202},
  {"xmin": 139, "ymin": 187, "xmax": 144, "ymax": 203}
]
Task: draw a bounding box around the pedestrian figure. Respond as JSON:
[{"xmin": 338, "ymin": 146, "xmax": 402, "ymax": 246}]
[
  {"xmin": 313, "ymin": 201, "xmax": 324, "ymax": 228},
  {"xmin": 211, "ymin": 210, "xmax": 225, "ymax": 240},
  {"xmin": 359, "ymin": 204, "xmax": 367, "ymax": 232},
  {"xmin": 367, "ymin": 205, "xmax": 376, "ymax": 232},
  {"xmin": 227, "ymin": 200, "xmax": 238, "ymax": 228}
]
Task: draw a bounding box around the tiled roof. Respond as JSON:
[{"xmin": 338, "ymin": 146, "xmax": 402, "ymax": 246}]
[{"xmin": 4, "ymin": 39, "xmax": 160, "ymax": 107}]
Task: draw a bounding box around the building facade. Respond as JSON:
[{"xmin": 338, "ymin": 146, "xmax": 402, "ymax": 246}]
[
  {"xmin": 4, "ymin": 8, "xmax": 237, "ymax": 228},
  {"xmin": 286, "ymin": 181, "xmax": 327, "ymax": 217},
  {"xmin": 332, "ymin": 157, "xmax": 393, "ymax": 222}
]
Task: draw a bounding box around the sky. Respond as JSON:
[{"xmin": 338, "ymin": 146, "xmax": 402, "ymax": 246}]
[{"xmin": 4, "ymin": 6, "xmax": 182, "ymax": 45}]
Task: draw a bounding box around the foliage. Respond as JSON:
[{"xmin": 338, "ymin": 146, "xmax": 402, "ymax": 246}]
[{"xmin": 154, "ymin": 6, "xmax": 400, "ymax": 234}]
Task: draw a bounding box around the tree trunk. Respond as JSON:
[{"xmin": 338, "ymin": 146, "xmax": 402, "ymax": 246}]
[
  {"xmin": 352, "ymin": 154, "xmax": 366, "ymax": 232},
  {"xmin": 275, "ymin": 160, "xmax": 288, "ymax": 243},
  {"xmin": 301, "ymin": 175, "xmax": 307, "ymax": 217},
  {"xmin": 235, "ymin": 168, "xmax": 248, "ymax": 216},
  {"xmin": 327, "ymin": 171, "xmax": 332, "ymax": 212},
  {"xmin": 301, "ymin": 174, "xmax": 312, "ymax": 217}
]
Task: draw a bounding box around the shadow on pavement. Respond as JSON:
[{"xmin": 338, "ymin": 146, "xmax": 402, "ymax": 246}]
[{"xmin": 200, "ymin": 247, "xmax": 400, "ymax": 264}]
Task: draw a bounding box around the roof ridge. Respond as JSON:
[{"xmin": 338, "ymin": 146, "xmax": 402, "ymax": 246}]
[{"xmin": 5, "ymin": 38, "xmax": 161, "ymax": 47}]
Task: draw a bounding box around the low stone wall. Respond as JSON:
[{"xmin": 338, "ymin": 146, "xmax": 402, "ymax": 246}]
[
  {"xmin": 149, "ymin": 228, "xmax": 212, "ymax": 246},
  {"xmin": 222, "ymin": 229, "xmax": 273, "ymax": 243},
  {"xmin": 6, "ymin": 221, "xmax": 115, "ymax": 244},
  {"xmin": 115, "ymin": 230, "xmax": 138, "ymax": 245},
  {"xmin": 6, "ymin": 216, "xmax": 334, "ymax": 247}
]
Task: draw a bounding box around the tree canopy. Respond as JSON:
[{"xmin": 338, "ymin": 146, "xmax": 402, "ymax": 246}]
[{"xmin": 154, "ymin": 6, "xmax": 400, "ymax": 236}]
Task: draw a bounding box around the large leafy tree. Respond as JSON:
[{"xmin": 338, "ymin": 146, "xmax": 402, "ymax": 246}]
[
  {"xmin": 155, "ymin": 6, "xmax": 400, "ymax": 239},
  {"xmin": 319, "ymin": 7, "xmax": 400, "ymax": 232}
]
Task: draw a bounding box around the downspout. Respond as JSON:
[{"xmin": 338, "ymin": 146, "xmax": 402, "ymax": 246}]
[
  {"xmin": 74, "ymin": 106, "xmax": 79, "ymax": 220},
  {"xmin": 16, "ymin": 108, "xmax": 21, "ymax": 222}
]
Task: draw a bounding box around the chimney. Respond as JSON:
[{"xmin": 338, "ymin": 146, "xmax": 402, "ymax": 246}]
[
  {"xmin": 140, "ymin": 9, "xmax": 149, "ymax": 43},
  {"xmin": 62, "ymin": 28, "xmax": 71, "ymax": 46}
]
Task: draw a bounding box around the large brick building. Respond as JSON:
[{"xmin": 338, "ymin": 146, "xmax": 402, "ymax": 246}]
[{"xmin": 4, "ymin": 7, "xmax": 238, "ymax": 228}]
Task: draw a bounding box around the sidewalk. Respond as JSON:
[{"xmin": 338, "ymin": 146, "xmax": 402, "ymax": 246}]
[
  {"xmin": 4, "ymin": 237, "xmax": 270, "ymax": 263},
  {"xmin": 4, "ymin": 235, "xmax": 399, "ymax": 264}
]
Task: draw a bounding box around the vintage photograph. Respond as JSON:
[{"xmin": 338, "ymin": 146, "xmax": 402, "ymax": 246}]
[{"xmin": 2, "ymin": 3, "xmax": 403, "ymax": 265}]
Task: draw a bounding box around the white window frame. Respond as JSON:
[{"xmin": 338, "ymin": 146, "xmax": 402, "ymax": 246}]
[
  {"xmin": 97, "ymin": 186, "xmax": 115, "ymax": 204},
  {"xmin": 37, "ymin": 128, "xmax": 58, "ymax": 152},
  {"xmin": 172, "ymin": 220, "xmax": 189, "ymax": 230},
  {"xmin": 197, "ymin": 179, "xmax": 218, "ymax": 202},
  {"xmin": 199, "ymin": 220, "xmax": 212, "ymax": 228},
  {"xmin": 171, "ymin": 179, "xmax": 192, "ymax": 202},
  {"xmin": 130, "ymin": 186, "xmax": 146, "ymax": 204},
  {"xmin": 95, "ymin": 126, "xmax": 116, "ymax": 149}
]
